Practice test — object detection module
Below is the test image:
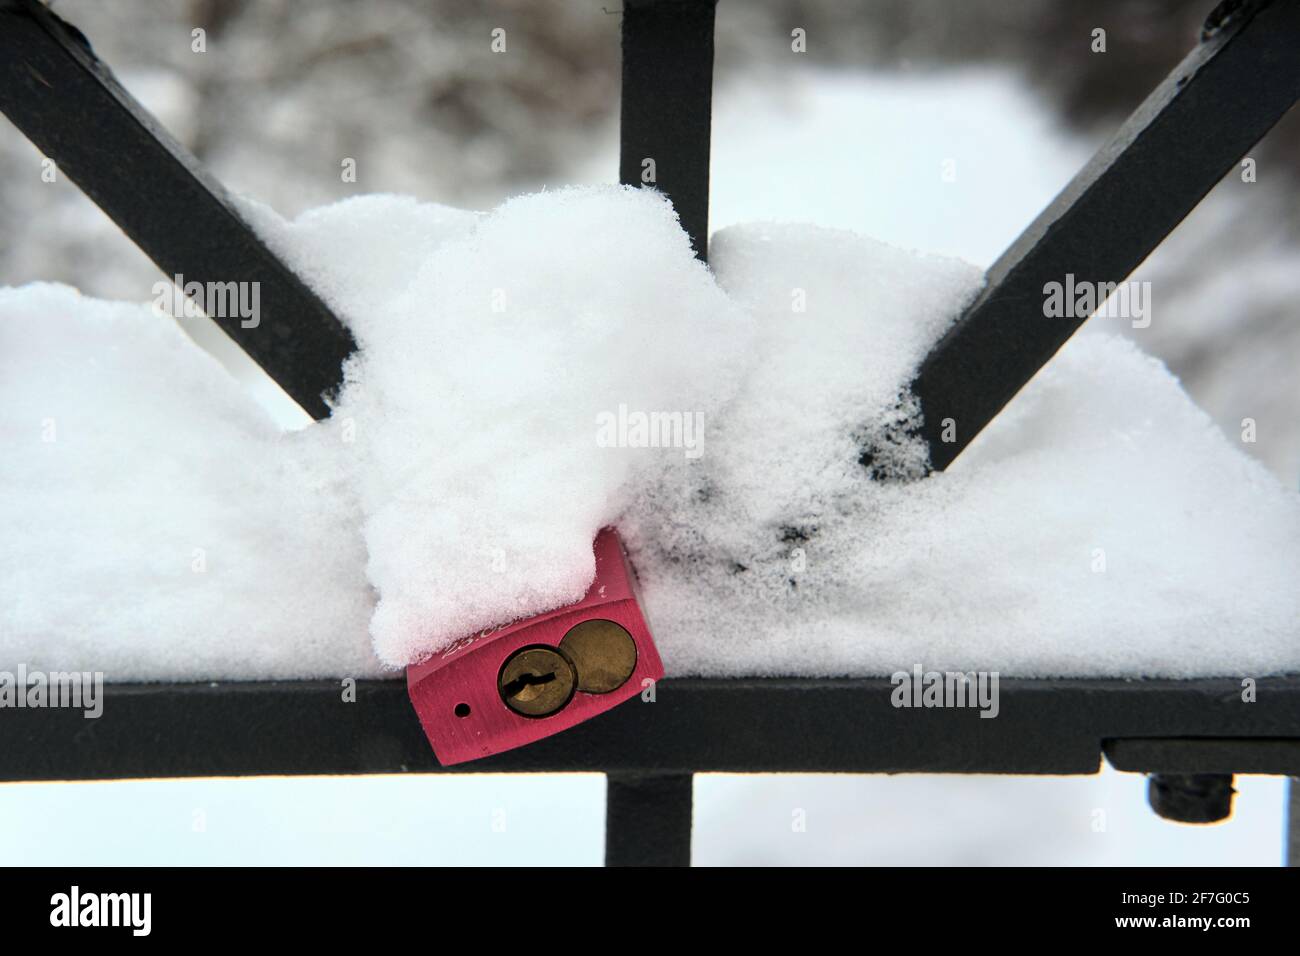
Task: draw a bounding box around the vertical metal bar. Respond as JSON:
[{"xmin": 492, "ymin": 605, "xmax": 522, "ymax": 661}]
[
  {"xmin": 605, "ymin": 771, "xmax": 693, "ymax": 866},
  {"xmin": 612, "ymin": 6, "xmax": 710, "ymax": 855},
  {"xmin": 619, "ymin": 0, "xmax": 717, "ymax": 261},
  {"xmin": 912, "ymin": 0, "xmax": 1300, "ymax": 471},
  {"xmin": 0, "ymin": 0, "xmax": 356, "ymax": 419}
]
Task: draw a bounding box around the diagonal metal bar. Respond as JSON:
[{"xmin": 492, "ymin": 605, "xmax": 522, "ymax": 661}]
[
  {"xmin": 619, "ymin": 0, "xmax": 717, "ymax": 261},
  {"xmin": 0, "ymin": 0, "xmax": 355, "ymax": 420},
  {"xmin": 913, "ymin": 0, "xmax": 1300, "ymax": 471}
]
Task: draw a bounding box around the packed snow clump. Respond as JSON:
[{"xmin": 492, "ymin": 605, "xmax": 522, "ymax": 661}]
[
  {"xmin": 244, "ymin": 188, "xmax": 756, "ymax": 666},
  {"xmin": 2, "ymin": 186, "xmax": 1297, "ymax": 679}
]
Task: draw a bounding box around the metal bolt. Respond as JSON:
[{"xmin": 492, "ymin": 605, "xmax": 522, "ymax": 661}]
[{"xmin": 1147, "ymin": 773, "xmax": 1236, "ymax": 824}]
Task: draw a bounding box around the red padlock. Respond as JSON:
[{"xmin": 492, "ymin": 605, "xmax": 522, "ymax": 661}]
[{"xmin": 405, "ymin": 527, "xmax": 663, "ymax": 765}]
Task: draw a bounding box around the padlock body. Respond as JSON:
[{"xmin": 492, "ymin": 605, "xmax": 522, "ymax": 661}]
[{"xmin": 406, "ymin": 528, "xmax": 663, "ymax": 765}]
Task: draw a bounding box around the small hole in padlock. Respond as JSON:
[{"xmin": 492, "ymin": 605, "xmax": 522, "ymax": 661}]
[{"xmin": 454, "ymin": 703, "xmax": 471, "ymax": 718}]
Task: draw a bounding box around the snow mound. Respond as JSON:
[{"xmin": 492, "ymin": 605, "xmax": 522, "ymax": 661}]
[
  {"xmin": 0, "ymin": 284, "xmax": 378, "ymax": 680},
  {"xmin": 1, "ymin": 187, "xmax": 1296, "ymax": 679},
  {"xmin": 250, "ymin": 187, "xmax": 755, "ymax": 666},
  {"xmin": 638, "ymin": 224, "xmax": 1300, "ymax": 676}
]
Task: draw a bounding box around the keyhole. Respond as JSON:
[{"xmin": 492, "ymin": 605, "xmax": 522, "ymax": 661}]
[
  {"xmin": 497, "ymin": 646, "xmax": 576, "ymax": 717},
  {"xmin": 501, "ymin": 669, "xmax": 556, "ymax": 703}
]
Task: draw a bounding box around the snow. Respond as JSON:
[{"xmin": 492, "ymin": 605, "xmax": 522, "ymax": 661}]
[
  {"xmin": 246, "ymin": 188, "xmax": 755, "ymax": 667},
  {"xmin": 0, "ymin": 284, "xmax": 379, "ymax": 680},
  {"xmin": 633, "ymin": 222, "xmax": 1300, "ymax": 678},
  {"xmin": 2, "ymin": 186, "xmax": 1297, "ymax": 679}
]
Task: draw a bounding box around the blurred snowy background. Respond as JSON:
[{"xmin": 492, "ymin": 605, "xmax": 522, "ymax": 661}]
[{"xmin": 0, "ymin": 0, "xmax": 1295, "ymax": 864}]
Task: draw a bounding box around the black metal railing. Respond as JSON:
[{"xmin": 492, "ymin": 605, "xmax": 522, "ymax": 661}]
[{"xmin": 1, "ymin": 0, "xmax": 1298, "ymax": 867}]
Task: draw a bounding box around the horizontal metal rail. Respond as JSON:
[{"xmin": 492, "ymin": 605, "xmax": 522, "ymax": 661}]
[
  {"xmin": 0, "ymin": 0, "xmax": 355, "ymax": 419},
  {"xmin": 1106, "ymin": 738, "xmax": 1300, "ymax": 775},
  {"xmin": 913, "ymin": 0, "xmax": 1300, "ymax": 471},
  {"xmin": 1, "ymin": 677, "xmax": 1297, "ymax": 781}
]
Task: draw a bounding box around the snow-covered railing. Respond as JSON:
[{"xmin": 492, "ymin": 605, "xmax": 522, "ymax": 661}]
[{"xmin": 1, "ymin": 0, "xmax": 1298, "ymax": 866}]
